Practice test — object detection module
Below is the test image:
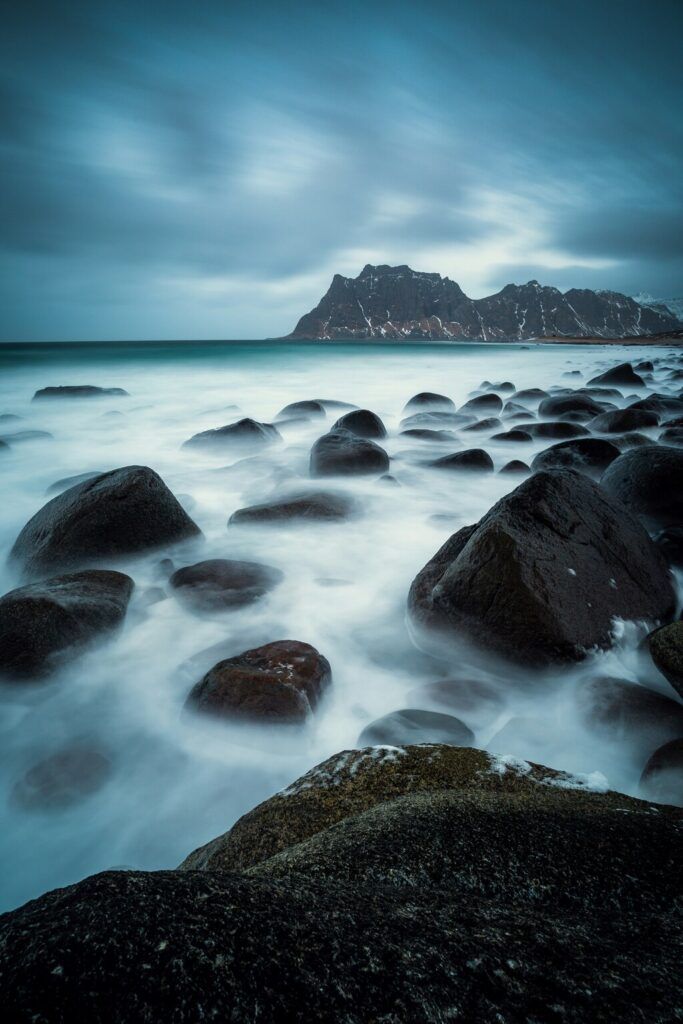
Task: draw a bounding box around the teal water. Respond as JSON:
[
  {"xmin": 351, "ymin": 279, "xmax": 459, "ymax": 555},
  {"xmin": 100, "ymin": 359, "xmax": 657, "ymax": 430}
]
[{"xmin": 0, "ymin": 339, "xmax": 677, "ymax": 911}]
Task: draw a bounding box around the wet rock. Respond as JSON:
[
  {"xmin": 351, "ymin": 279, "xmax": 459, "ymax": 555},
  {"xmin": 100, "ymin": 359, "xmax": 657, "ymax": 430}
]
[
  {"xmin": 498, "ymin": 459, "xmax": 529, "ymax": 474},
  {"xmin": 611, "ymin": 431, "xmax": 652, "ymax": 450},
  {"xmin": 408, "ymin": 469, "xmax": 675, "ymax": 666},
  {"xmin": 601, "ymin": 444, "xmax": 683, "ymax": 528},
  {"xmin": 0, "ymin": 413, "xmax": 22, "ymax": 421},
  {"xmin": 0, "ymin": 570, "xmax": 134, "ymax": 679},
  {"xmin": 407, "ymin": 677, "xmax": 505, "ymax": 729},
  {"xmin": 186, "ymin": 640, "xmax": 331, "ymax": 724},
  {"xmin": 589, "ymin": 407, "xmax": 659, "ymax": 433},
  {"xmin": 487, "ymin": 717, "xmax": 555, "ymax": 763},
  {"xmin": 402, "ymin": 392, "xmax": 455, "ymax": 413},
  {"xmin": 428, "ymin": 449, "xmax": 494, "ymax": 472},
  {"xmin": 659, "ymin": 427, "xmax": 683, "ymax": 446},
  {"xmin": 588, "ymin": 362, "xmax": 645, "ymax": 387},
  {"xmin": 459, "ymin": 393, "xmax": 502, "ymax": 415},
  {"xmin": 640, "ymin": 739, "xmax": 683, "ymax": 805},
  {"xmin": 400, "ymin": 411, "xmax": 474, "ymax": 430},
  {"xmin": 183, "ymin": 418, "xmax": 281, "ymax": 450},
  {"xmin": 577, "ymin": 676, "xmax": 683, "ymax": 757},
  {"xmin": 399, "ymin": 428, "xmax": 457, "ymax": 442},
  {"xmin": 139, "ymin": 586, "xmax": 167, "ymax": 608},
  {"xmin": 32, "ymin": 386, "xmax": 128, "ymax": 399},
  {"xmin": 310, "ymin": 429, "xmax": 389, "ymax": 476},
  {"xmin": 170, "ymin": 559, "xmax": 283, "ymax": 612},
  {"xmin": 661, "ymin": 415, "xmax": 683, "ymax": 429},
  {"xmin": 538, "ymin": 393, "xmax": 606, "ymax": 419},
  {"xmin": 648, "ymin": 622, "xmax": 683, "ymax": 698},
  {"xmin": 357, "ymin": 708, "xmax": 474, "ymax": 747},
  {"xmin": 531, "ymin": 438, "xmax": 620, "ymax": 476},
  {"xmin": 331, "ymin": 409, "xmax": 387, "ymax": 439},
  {"xmin": 562, "ymin": 370, "xmax": 582, "ymax": 378},
  {"xmin": 629, "ymin": 393, "xmax": 683, "ymax": 417},
  {"xmin": 11, "ymin": 748, "xmax": 112, "ymax": 809},
  {"xmin": 503, "ymin": 411, "xmax": 535, "ymax": 423},
  {"xmin": 654, "ymin": 526, "xmax": 683, "ymax": 567},
  {"xmin": 635, "ymin": 360, "xmax": 654, "ymax": 372},
  {"xmin": 0, "ymin": 430, "xmax": 53, "ymax": 444},
  {"xmin": 276, "ymin": 400, "xmax": 326, "ymax": 419},
  {"xmin": 0, "ymin": 440, "xmax": 9, "ymax": 451},
  {"xmin": 45, "ymin": 471, "xmax": 103, "ymax": 496},
  {"xmin": 10, "ymin": 466, "xmax": 201, "ymax": 579},
  {"xmin": 378, "ymin": 474, "xmax": 399, "ymax": 486},
  {"xmin": 525, "ymin": 421, "xmax": 590, "ymax": 440},
  {"xmin": 489, "ymin": 428, "xmax": 532, "ymax": 442},
  {"xmin": 461, "ymin": 417, "xmax": 501, "ymax": 433},
  {"xmin": 511, "ymin": 387, "xmax": 548, "ymax": 404},
  {"xmin": 229, "ymin": 490, "xmax": 356, "ymax": 525}
]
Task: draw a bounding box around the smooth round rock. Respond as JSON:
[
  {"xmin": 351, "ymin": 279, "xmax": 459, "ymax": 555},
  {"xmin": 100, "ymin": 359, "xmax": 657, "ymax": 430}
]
[
  {"xmin": 183, "ymin": 419, "xmax": 281, "ymax": 450},
  {"xmin": 428, "ymin": 449, "xmax": 494, "ymax": 472},
  {"xmin": 402, "ymin": 393, "xmax": 455, "ymax": 413},
  {"xmin": 170, "ymin": 559, "xmax": 283, "ymax": 612},
  {"xmin": 229, "ymin": 491, "xmax": 356, "ymax": 526},
  {"xmin": 601, "ymin": 445, "xmax": 683, "ymax": 528},
  {"xmin": 310, "ymin": 430, "xmax": 389, "ymax": 477},
  {"xmin": 640, "ymin": 739, "xmax": 683, "ymax": 805},
  {"xmin": 331, "ymin": 409, "xmax": 387, "ymax": 439},
  {"xmin": 357, "ymin": 708, "xmax": 474, "ymax": 747},
  {"xmin": 12, "ymin": 748, "xmax": 112, "ymax": 809},
  {"xmin": 531, "ymin": 438, "xmax": 620, "ymax": 476}
]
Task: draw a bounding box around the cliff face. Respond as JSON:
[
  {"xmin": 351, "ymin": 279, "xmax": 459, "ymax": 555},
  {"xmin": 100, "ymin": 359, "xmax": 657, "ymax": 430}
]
[{"xmin": 288, "ymin": 265, "xmax": 680, "ymax": 340}]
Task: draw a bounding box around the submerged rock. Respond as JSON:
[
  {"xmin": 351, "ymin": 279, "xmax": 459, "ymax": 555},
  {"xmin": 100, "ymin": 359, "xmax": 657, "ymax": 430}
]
[
  {"xmin": 461, "ymin": 416, "xmax": 502, "ymax": 433},
  {"xmin": 183, "ymin": 418, "xmax": 280, "ymax": 450},
  {"xmin": 459, "ymin": 393, "xmax": 502, "ymax": 415},
  {"xmin": 589, "ymin": 407, "xmax": 659, "ymax": 433},
  {"xmin": 32, "ymin": 385, "xmax": 128, "ymax": 399},
  {"xmin": 357, "ymin": 708, "xmax": 474, "ymax": 747},
  {"xmin": 229, "ymin": 490, "xmax": 357, "ymax": 525},
  {"xmin": 399, "ymin": 428, "xmax": 457, "ymax": 442},
  {"xmin": 45, "ymin": 471, "xmax": 103, "ymax": 496},
  {"xmin": 538, "ymin": 394, "xmax": 605, "ymax": 419},
  {"xmin": 601, "ymin": 444, "xmax": 683, "ymax": 528},
  {"xmin": 9, "ymin": 467, "xmax": 201, "ymax": 579},
  {"xmin": 531, "ymin": 437, "xmax": 620, "ymax": 476},
  {"xmin": 331, "ymin": 409, "xmax": 387, "ymax": 439},
  {"xmin": 170, "ymin": 559, "xmax": 282, "ymax": 612},
  {"xmin": 525, "ymin": 421, "xmax": 589, "ymax": 440},
  {"xmin": 428, "ymin": 449, "xmax": 494, "ymax": 472},
  {"xmin": 402, "ymin": 392, "xmax": 455, "ymax": 413},
  {"xmin": 489, "ymin": 428, "xmax": 532, "ymax": 442},
  {"xmin": 640, "ymin": 738, "xmax": 683, "ymax": 805},
  {"xmin": 0, "ymin": 430, "xmax": 53, "ymax": 444},
  {"xmin": 186, "ymin": 640, "xmax": 331, "ymax": 724},
  {"xmin": 0, "ymin": 570, "xmax": 134, "ymax": 680},
  {"xmin": 577, "ymin": 675, "xmax": 683, "ymax": 758},
  {"xmin": 276, "ymin": 400, "xmax": 326, "ymax": 419},
  {"xmin": 407, "ymin": 677, "xmax": 505, "ymax": 729},
  {"xmin": 648, "ymin": 622, "xmax": 683, "ymax": 698},
  {"xmin": 310, "ymin": 429, "xmax": 389, "ymax": 476},
  {"xmin": 11, "ymin": 748, "xmax": 112, "ymax": 809},
  {"xmin": 408, "ymin": 469, "xmax": 674, "ymax": 666}
]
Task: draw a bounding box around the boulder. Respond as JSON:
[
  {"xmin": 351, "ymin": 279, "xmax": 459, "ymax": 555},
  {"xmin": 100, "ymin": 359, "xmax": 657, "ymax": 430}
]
[
  {"xmin": 589, "ymin": 407, "xmax": 659, "ymax": 433},
  {"xmin": 11, "ymin": 748, "xmax": 112, "ymax": 809},
  {"xmin": 629, "ymin": 393, "xmax": 683, "ymax": 417},
  {"xmin": 503, "ymin": 411, "xmax": 535, "ymax": 423},
  {"xmin": 408, "ymin": 469, "xmax": 675, "ymax": 666},
  {"xmin": 461, "ymin": 417, "xmax": 501, "ymax": 433},
  {"xmin": 331, "ymin": 409, "xmax": 386, "ymax": 439},
  {"xmin": 499, "ymin": 459, "xmax": 529, "ymax": 474},
  {"xmin": 0, "ymin": 430, "xmax": 53, "ymax": 444},
  {"xmin": 186, "ymin": 640, "xmax": 331, "ymax": 724},
  {"xmin": 0, "ymin": 570, "xmax": 134, "ymax": 679},
  {"xmin": 648, "ymin": 622, "xmax": 683, "ymax": 698},
  {"xmin": 400, "ymin": 411, "xmax": 473, "ymax": 430},
  {"xmin": 45, "ymin": 471, "xmax": 103, "ymax": 496},
  {"xmin": 32, "ymin": 385, "xmax": 128, "ymax": 399},
  {"xmin": 276, "ymin": 400, "xmax": 325, "ymax": 419},
  {"xmin": 399, "ymin": 428, "xmax": 457, "ymax": 442},
  {"xmin": 229, "ymin": 490, "xmax": 357, "ymax": 526},
  {"xmin": 402, "ymin": 392, "xmax": 455, "ymax": 413},
  {"xmin": 640, "ymin": 739, "xmax": 683, "ymax": 805},
  {"xmin": 170, "ymin": 559, "xmax": 283, "ymax": 612},
  {"xmin": 9, "ymin": 467, "xmax": 201, "ymax": 579},
  {"xmin": 531, "ymin": 438, "xmax": 620, "ymax": 476},
  {"xmin": 183, "ymin": 418, "xmax": 280, "ymax": 450},
  {"xmin": 357, "ymin": 708, "xmax": 474, "ymax": 747},
  {"xmin": 0, "ymin": 440, "xmax": 9, "ymax": 451},
  {"xmin": 635, "ymin": 360, "xmax": 654, "ymax": 372},
  {"xmin": 525, "ymin": 421, "xmax": 590, "ymax": 440},
  {"xmin": 576, "ymin": 676, "xmax": 683, "ymax": 757},
  {"xmin": 406, "ymin": 677, "xmax": 505, "ymax": 729},
  {"xmin": 310, "ymin": 429, "xmax": 389, "ymax": 476},
  {"xmin": 654, "ymin": 526, "xmax": 683, "ymax": 567},
  {"xmin": 511, "ymin": 388, "xmax": 548, "ymax": 404},
  {"xmin": 659, "ymin": 427, "xmax": 683, "ymax": 446},
  {"xmin": 538, "ymin": 394, "xmax": 605, "ymax": 419},
  {"xmin": 588, "ymin": 362, "xmax": 645, "ymax": 387},
  {"xmin": 428, "ymin": 449, "xmax": 494, "ymax": 472},
  {"xmin": 489, "ymin": 429, "xmax": 532, "ymax": 442},
  {"xmin": 459, "ymin": 393, "xmax": 502, "ymax": 415},
  {"xmin": 601, "ymin": 444, "xmax": 683, "ymax": 528}
]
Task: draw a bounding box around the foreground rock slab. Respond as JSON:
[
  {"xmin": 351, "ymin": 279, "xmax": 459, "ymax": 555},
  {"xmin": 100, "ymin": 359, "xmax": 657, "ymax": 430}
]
[
  {"xmin": 408, "ymin": 469, "xmax": 675, "ymax": 666},
  {"xmin": 2, "ymin": 744, "xmax": 680, "ymax": 1023},
  {"xmin": 10, "ymin": 467, "xmax": 201, "ymax": 579},
  {"xmin": 0, "ymin": 570, "xmax": 134, "ymax": 679}
]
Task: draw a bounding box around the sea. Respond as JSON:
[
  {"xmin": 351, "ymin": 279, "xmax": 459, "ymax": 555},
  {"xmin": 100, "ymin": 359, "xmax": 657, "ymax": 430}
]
[{"xmin": 0, "ymin": 338, "xmax": 678, "ymax": 911}]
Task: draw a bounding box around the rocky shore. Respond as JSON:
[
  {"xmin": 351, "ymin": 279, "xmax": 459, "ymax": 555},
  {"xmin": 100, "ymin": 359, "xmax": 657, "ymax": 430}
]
[{"xmin": 1, "ymin": 352, "xmax": 683, "ymax": 1020}]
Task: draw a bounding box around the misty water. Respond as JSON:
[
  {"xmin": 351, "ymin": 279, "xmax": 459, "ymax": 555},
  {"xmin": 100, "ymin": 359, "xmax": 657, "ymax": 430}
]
[{"xmin": 0, "ymin": 338, "xmax": 679, "ymax": 912}]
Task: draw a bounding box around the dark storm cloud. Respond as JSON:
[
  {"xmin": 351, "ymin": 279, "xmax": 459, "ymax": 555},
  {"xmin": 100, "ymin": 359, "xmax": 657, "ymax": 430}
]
[{"xmin": 1, "ymin": 0, "xmax": 682, "ymax": 339}]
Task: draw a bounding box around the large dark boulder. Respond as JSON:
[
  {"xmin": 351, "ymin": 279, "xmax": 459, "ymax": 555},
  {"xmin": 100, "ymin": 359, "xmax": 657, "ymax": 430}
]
[
  {"xmin": 229, "ymin": 490, "xmax": 357, "ymax": 526},
  {"xmin": 170, "ymin": 559, "xmax": 282, "ymax": 612},
  {"xmin": 357, "ymin": 708, "xmax": 474, "ymax": 747},
  {"xmin": 9, "ymin": 467, "xmax": 201, "ymax": 579},
  {"xmin": 459, "ymin": 393, "xmax": 502, "ymax": 415},
  {"xmin": 310, "ymin": 429, "xmax": 389, "ymax": 476},
  {"xmin": 601, "ymin": 444, "xmax": 683, "ymax": 528},
  {"xmin": 331, "ymin": 409, "xmax": 387, "ymax": 439},
  {"xmin": 186, "ymin": 640, "xmax": 331, "ymax": 723},
  {"xmin": 538, "ymin": 394, "xmax": 605, "ymax": 419},
  {"xmin": 408, "ymin": 470, "xmax": 675, "ymax": 666},
  {"xmin": 428, "ymin": 449, "xmax": 494, "ymax": 472},
  {"xmin": 648, "ymin": 622, "xmax": 683, "ymax": 698},
  {"xmin": 531, "ymin": 438, "xmax": 620, "ymax": 476},
  {"xmin": 576, "ymin": 675, "xmax": 683, "ymax": 759},
  {"xmin": 588, "ymin": 362, "xmax": 645, "ymax": 387},
  {"xmin": 402, "ymin": 392, "xmax": 455, "ymax": 413},
  {"xmin": 183, "ymin": 418, "xmax": 280, "ymax": 449},
  {"xmin": 589, "ymin": 407, "xmax": 659, "ymax": 433},
  {"xmin": 0, "ymin": 570, "xmax": 134, "ymax": 679},
  {"xmin": 32, "ymin": 385, "xmax": 128, "ymax": 399}
]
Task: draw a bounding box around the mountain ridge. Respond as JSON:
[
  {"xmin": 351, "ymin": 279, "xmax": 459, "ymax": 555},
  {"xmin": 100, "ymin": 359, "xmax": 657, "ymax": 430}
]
[{"xmin": 287, "ymin": 264, "xmax": 681, "ymax": 341}]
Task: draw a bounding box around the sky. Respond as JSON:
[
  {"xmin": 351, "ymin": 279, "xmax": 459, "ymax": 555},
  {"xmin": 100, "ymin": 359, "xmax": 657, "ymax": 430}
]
[{"xmin": 1, "ymin": 0, "xmax": 682, "ymax": 340}]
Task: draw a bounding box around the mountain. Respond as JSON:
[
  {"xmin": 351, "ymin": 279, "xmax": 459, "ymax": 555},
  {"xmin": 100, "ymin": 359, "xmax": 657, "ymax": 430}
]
[
  {"xmin": 633, "ymin": 292, "xmax": 683, "ymax": 324},
  {"xmin": 287, "ymin": 265, "xmax": 681, "ymax": 340}
]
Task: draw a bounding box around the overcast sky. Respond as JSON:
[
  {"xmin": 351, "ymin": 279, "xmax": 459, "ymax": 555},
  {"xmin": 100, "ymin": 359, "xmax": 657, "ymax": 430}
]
[{"xmin": 2, "ymin": 0, "xmax": 682, "ymax": 340}]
